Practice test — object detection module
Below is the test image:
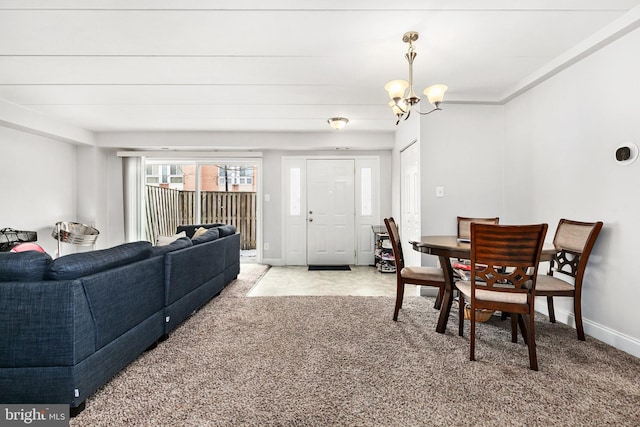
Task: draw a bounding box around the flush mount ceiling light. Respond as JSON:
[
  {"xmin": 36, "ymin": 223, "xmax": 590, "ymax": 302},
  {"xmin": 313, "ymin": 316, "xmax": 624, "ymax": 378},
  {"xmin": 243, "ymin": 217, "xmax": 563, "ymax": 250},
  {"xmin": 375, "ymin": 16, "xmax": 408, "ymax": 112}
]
[
  {"xmin": 385, "ymin": 31, "xmax": 448, "ymax": 125},
  {"xmin": 327, "ymin": 117, "xmax": 349, "ymax": 130}
]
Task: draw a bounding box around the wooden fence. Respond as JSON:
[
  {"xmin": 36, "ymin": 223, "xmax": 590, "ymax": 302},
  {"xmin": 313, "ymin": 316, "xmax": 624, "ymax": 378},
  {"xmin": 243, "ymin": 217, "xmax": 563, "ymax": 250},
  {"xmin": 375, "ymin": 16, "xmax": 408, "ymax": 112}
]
[{"xmin": 145, "ymin": 186, "xmax": 257, "ymax": 250}]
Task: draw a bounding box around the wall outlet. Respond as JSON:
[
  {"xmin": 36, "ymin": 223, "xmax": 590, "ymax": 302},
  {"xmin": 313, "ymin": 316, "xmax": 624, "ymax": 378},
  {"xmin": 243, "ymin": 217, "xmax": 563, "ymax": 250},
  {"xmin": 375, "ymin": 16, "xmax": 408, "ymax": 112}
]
[
  {"xmin": 263, "ymin": 242, "xmax": 270, "ymax": 250},
  {"xmin": 435, "ymin": 186, "xmax": 445, "ymax": 198}
]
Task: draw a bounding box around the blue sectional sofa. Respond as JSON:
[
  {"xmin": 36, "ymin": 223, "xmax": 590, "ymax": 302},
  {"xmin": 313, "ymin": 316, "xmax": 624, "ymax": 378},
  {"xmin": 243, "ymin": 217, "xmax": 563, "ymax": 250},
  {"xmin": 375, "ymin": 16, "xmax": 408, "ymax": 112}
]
[{"xmin": 0, "ymin": 225, "xmax": 240, "ymax": 415}]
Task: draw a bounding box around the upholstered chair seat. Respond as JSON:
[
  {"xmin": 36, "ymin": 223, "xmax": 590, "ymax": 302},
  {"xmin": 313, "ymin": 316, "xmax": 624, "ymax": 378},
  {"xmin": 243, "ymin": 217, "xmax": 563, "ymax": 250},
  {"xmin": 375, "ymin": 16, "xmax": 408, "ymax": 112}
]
[
  {"xmin": 401, "ymin": 266, "xmax": 444, "ymax": 282},
  {"xmin": 456, "ymin": 281, "xmax": 529, "ymax": 305},
  {"xmin": 535, "ymin": 274, "xmax": 576, "ymax": 292}
]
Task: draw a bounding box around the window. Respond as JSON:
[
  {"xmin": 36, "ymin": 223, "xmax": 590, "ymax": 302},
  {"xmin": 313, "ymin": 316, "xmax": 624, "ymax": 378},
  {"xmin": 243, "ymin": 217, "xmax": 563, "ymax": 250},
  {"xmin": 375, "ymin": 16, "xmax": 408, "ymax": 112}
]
[
  {"xmin": 361, "ymin": 167, "xmax": 372, "ymax": 216},
  {"xmin": 145, "ymin": 163, "xmax": 186, "ymax": 188},
  {"xmin": 289, "ymin": 167, "xmax": 301, "ymax": 216},
  {"xmin": 217, "ymin": 165, "xmax": 254, "ymax": 188}
]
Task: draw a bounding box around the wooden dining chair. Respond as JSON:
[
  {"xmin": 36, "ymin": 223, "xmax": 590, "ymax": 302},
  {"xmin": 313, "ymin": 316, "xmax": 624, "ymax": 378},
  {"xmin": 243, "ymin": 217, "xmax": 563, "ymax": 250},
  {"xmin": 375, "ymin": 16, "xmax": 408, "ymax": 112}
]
[
  {"xmin": 457, "ymin": 216, "xmax": 499, "ymax": 241},
  {"xmin": 384, "ymin": 217, "xmax": 445, "ymax": 321},
  {"xmin": 455, "ymin": 223, "xmax": 548, "ymax": 371},
  {"xmin": 535, "ymin": 219, "xmax": 603, "ymax": 341}
]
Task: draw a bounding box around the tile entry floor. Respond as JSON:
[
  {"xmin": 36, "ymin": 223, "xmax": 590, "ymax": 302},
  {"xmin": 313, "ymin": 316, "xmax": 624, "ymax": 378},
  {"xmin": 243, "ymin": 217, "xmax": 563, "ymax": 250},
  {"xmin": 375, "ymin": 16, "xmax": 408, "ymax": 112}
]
[{"xmin": 247, "ymin": 265, "xmax": 424, "ymax": 297}]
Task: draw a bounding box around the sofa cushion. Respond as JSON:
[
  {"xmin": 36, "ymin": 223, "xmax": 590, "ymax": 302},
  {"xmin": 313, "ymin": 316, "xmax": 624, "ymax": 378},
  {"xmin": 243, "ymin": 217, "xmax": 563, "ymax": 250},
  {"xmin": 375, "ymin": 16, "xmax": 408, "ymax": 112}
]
[
  {"xmin": 150, "ymin": 236, "xmax": 192, "ymax": 257},
  {"xmin": 217, "ymin": 225, "xmax": 237, "ymax": 237},
  {"xmin": 45, "ymin": 241, "xmax": 152, "ymax": 280},
  {"xmin": 0, "ymin": 251, "xmax": 52, "ymax": 282},
  {"xmin": 192, "ymin": 227, "xmax": 220, "ymax": 245},
  {"xmin": 155, "ymin": 231, "xmax": 186, "ymax": 246}
]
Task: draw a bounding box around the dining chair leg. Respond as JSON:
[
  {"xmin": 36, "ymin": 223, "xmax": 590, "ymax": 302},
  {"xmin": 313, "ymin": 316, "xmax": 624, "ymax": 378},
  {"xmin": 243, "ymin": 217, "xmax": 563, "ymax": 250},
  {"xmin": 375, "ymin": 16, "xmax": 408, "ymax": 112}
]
[
  {"xmin": 393, "ymin": 280, "xmax": 405, "ymax": 321},
  {"xmin": 469, "ymin": 310, "xmax": 476, "ymax": 361},
  {"xmin": 525, "ymin": 313, "xmax": 538, "ymax": 371},
  {"xmin": 434, "ymin": 288, "xmax": 444, "ymax": 310},
  {"xmin": 458, "ymin": 295, "xmax": 465, "ymax": 337},
  {"xmin": 517, "ymin": 314, "xmax": 529, "ymax": 344},
  {"xmin": 510, "ymin": 314, "xmax": 518, "ymax": 343},
  {"xmin": 546, "ymin": 296, "xmax": 556, "ymax": 323},
  {"xmin": 574, "ymin": 295, "xmax": 586, "ymax": 341}
]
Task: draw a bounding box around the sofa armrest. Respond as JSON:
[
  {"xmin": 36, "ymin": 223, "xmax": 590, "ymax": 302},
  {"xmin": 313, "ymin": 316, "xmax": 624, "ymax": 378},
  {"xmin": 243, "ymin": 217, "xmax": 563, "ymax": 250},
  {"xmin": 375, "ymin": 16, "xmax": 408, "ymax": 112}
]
[
  {"xmin": 0, "ymin": 280, "xmax": 95, "ymax": 368},
  {"xmin": 81, "ymin": 256, "xmax": 165, "ymax": 350}
]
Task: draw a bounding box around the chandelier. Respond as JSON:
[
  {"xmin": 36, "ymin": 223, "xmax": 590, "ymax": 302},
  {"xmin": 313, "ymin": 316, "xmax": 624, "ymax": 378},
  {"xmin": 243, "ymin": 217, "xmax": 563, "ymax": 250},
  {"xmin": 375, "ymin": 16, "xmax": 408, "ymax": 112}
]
[{"xmin": 385, "ymin": 31, "xmax": 448, "ymax": 125}]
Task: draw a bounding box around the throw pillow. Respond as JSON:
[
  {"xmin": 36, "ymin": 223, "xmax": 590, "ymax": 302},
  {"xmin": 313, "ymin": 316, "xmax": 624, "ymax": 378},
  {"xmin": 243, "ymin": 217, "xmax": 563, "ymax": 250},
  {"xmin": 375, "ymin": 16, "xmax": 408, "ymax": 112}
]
[
  {"xmin": 156, "ymin": 231, "xmax": 187, "ymax": 246},
  {"xmin": 150, "ymin": 237, "xmax": 193, "ymax": 257},
  {"xmin": 192, "ymin": 227, "xmax": 220, "ymax": 245},
  {"xmin": 192, "ymin": 227, "xmax": 208, "ymax": 239},
  {"xmin": 217, "ymin": 225, "xmax": 238, "ymax": 237}
]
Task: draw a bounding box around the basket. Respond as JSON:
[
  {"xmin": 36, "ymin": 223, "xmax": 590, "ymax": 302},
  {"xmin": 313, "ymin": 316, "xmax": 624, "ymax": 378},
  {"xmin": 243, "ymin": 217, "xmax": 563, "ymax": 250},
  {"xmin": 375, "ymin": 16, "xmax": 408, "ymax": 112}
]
[
  {"xmin": 51, "ymin": 221, "xmax": 99, "ymax": 246},
  {"xmin": 463, "ymin": 305, "xmax": 495, "ymax": 322}
]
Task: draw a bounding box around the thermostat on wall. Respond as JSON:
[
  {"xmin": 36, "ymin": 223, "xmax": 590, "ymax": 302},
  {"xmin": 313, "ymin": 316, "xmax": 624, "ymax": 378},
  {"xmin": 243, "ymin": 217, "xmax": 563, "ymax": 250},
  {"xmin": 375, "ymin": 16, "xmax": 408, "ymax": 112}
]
[{"xmin": 615, "ymin": 143, "xmax": 638, "ymax": 165}]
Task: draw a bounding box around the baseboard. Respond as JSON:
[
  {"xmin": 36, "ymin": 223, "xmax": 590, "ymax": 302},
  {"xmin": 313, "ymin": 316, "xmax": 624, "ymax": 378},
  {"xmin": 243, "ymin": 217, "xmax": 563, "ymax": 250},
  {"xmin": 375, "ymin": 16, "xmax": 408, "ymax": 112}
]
[
  {"xmin": 261, "ymin": 258, "xmax": 283, "ymax": 266},
  {"xmin": 419, "ymin": 286, "xmax": 439, "ymax": 298},
  {"xmin": 535, "ymin": 304, "xmax": 640, "ymax": 359}
]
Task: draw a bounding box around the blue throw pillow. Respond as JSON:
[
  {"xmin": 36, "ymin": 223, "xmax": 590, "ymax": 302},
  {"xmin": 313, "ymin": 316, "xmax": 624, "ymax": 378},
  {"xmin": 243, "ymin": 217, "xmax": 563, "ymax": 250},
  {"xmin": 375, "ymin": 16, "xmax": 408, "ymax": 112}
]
[
  {"xmin": 192, "ymin": 227, "xmax": 220, "ymax": 245},
  {"xmin": 0, "ymin": 251, "xmax": 52, "ymax": 282},
  {"xmin": 150, "ymin": 236, "xmax": 192, "ymax": 257},
  {"xmin": 217, "ymin": 225, "xmax": 237, "ymax": 237},
  {"xmin": 46, "ymin": 241, "xmax": 152, "ymax": 280}
]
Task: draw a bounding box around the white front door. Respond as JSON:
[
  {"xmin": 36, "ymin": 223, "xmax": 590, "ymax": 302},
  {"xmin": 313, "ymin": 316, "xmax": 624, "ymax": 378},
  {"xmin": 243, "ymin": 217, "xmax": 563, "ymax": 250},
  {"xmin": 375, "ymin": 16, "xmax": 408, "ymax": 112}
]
[
  {"xmin": 401, "ymin": 141, "xmax": 421, "ymax": 267},
  {"xmin": 307, "ymin": 159, "xmax": 355, "ymax": 265}
]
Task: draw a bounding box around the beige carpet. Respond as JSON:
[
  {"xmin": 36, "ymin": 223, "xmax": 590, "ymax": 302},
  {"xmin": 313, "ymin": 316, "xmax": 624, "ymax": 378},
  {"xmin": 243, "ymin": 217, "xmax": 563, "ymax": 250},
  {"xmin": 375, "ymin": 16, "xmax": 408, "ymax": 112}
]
[{"xmin": 71, "ymin": 263, "xmax": 640, "ymax": 426}]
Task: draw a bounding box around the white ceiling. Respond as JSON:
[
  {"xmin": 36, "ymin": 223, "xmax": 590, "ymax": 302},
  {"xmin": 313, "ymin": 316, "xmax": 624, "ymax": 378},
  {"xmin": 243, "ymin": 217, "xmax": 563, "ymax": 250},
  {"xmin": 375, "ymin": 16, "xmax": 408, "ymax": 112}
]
[{"xmin": 1, "ymin": 0, "xmax": 639, "ymax": 135}]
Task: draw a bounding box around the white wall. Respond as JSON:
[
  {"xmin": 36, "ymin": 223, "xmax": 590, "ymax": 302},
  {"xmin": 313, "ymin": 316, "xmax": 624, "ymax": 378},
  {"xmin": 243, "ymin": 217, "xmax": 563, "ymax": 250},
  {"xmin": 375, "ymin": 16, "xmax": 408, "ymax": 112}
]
[
  {"xmin": 504, "ymin": 27, "xmax": 640, "ymax": 355},
  {"xmin": 420, "ymin": 104, "xmax": 505, "ymax": 237},
  {"xmin": 0, "ymin": 127, "xmax": 77, "ymax": 255},
  {"xmin": 76, "ymin": 146, "xmax": 126, "ymax": 249}
]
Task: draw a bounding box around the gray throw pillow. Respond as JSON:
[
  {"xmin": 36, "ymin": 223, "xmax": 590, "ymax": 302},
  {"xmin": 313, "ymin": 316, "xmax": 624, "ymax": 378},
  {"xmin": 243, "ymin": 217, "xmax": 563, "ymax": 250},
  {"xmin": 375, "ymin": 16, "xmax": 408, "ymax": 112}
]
[{"xmin": 192, "ymin": 227, "xmax": 220, "ymax": 245}]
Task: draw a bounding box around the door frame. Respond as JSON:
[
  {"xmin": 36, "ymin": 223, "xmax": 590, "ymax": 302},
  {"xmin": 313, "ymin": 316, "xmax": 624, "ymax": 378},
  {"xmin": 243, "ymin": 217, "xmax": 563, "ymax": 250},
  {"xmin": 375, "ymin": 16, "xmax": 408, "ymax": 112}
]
[
  {"xmin": 400, "ymin": 140, "xmax": 421, "ymax": 267},
  {"xmin": 282, "ymin": 155, "xmax": 380, "ymax": 266}
]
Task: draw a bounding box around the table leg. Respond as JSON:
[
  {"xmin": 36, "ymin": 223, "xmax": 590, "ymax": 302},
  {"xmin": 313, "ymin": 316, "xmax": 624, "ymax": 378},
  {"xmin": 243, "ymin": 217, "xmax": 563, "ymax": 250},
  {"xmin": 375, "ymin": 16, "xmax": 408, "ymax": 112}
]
[{"xmin": 436, "ymin": 255, "xmax": 455, "ymax": 334}]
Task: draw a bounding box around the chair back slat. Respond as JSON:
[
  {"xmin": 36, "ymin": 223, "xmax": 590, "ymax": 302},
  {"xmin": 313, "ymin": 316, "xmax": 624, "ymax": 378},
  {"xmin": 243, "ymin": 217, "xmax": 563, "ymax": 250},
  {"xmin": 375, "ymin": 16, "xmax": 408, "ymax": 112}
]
[{"xmin": 457, "ymin": 216, "xmax": 499, "ymax": 240}]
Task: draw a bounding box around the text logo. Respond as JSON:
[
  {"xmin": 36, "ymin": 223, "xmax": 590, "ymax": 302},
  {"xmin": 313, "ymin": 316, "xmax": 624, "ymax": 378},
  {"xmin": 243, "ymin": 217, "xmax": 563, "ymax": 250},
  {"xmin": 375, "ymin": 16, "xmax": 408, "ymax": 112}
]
[{"xmin": 1, "ymin": 405, "xmax": 69, "ymax": 427}]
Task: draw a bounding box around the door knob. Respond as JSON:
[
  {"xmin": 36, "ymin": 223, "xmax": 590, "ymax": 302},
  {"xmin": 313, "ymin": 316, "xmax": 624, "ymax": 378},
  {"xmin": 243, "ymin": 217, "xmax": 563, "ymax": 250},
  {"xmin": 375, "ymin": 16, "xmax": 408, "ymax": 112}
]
[{"xmin": 309, "ymin": 218, "xmax": 313, "ymax": 222}]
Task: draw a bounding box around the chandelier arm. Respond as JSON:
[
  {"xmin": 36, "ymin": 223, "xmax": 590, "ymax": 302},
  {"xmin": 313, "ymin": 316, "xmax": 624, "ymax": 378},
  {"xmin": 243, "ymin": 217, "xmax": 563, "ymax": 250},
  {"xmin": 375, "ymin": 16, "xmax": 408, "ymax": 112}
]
[
  {"xmin": 395, "ymin": 100, "xmax": 408, "ymax": 114},
  {"xmin": 415, "ymin": 106, "xmax": 442, "ymax": 116}
]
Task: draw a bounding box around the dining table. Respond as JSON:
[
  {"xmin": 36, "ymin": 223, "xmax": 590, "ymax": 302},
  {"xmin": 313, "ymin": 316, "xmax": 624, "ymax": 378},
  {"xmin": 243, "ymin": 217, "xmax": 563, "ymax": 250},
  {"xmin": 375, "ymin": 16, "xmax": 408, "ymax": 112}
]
[{"xmin": 409, "ymin": 235, "xmax": 557, "ymax": 334}]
